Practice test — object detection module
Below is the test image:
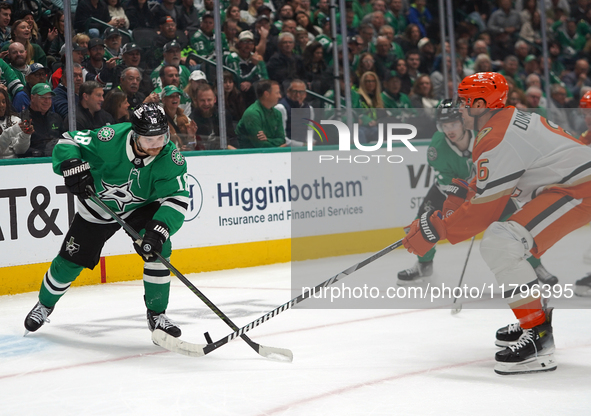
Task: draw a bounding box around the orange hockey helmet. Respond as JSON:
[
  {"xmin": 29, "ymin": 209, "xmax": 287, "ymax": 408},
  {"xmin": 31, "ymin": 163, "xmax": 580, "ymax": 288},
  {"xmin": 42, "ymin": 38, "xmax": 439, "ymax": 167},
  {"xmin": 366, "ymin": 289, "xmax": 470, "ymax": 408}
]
[
  {"xmin": 580, "ymin": 90, "xmax": 591, "ymax": 109},
  {"xmin": 457, "ymin": 72, "xmax": 509, "ymax": 109}
]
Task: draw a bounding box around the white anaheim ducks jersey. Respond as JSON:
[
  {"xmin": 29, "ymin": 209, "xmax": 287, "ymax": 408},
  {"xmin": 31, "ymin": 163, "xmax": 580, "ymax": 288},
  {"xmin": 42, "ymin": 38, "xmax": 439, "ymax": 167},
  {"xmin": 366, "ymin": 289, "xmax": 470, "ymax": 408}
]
[{"xmin": 444, "ymin": 107, "xmax": 591, "ymax": 244}]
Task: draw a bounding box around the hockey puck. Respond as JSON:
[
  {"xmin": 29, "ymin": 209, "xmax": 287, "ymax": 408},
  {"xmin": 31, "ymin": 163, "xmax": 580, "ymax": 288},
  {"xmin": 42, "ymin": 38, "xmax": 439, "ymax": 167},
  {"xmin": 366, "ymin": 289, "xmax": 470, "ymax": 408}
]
[{"xmin": 204, "ymin": 332, "xmax": 213, "ymax": 344}]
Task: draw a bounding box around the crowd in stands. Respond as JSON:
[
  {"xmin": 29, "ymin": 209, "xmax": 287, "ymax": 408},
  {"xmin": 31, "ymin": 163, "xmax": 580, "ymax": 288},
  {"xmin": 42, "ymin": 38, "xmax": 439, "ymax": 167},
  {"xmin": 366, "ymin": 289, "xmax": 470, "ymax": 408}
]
[{"xmin": 1, "ymin": 0, "xmax": 591, "ymax": 157}]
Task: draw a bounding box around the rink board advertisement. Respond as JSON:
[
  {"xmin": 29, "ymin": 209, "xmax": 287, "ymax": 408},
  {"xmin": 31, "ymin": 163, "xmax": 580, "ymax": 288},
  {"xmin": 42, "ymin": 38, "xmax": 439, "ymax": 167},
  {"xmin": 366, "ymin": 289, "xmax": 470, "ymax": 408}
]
[{"xmin": 0, "ymin": 146, "xmax": 432, "ymax": 294}]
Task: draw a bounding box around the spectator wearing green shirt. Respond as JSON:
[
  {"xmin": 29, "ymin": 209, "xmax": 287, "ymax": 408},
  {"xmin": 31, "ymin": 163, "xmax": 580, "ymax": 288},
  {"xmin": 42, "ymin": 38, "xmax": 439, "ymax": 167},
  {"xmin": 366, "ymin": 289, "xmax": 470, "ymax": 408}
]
[
  {"xmin": 236, "ymin": 80, "xmax": 286, "ymax": 148},
  {"xmin": 385, "ymin": 0, "xmax": 407, "ymax": 35},
  {"xmin": 381, "ymin": 71, "xmax": 413, "ymax": 113},
  {"xmin": 151, "ymin": 41, "xmax": 191, "ymax": 90}
]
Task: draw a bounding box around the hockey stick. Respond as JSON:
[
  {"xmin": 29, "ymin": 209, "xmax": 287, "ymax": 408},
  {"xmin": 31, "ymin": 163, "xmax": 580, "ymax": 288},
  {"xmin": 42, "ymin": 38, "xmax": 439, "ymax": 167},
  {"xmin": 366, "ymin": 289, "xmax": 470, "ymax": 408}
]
[
  {"xmin": 88, "ymin": 192, "xmax": 293, "ymax": 362},
  {"xmin": 152, "ymin": 238, "xmax": 405, "ymax": 358},
  {"xmin": 451, "ymin": 236, "xmax": 475, "ymax": 315}
]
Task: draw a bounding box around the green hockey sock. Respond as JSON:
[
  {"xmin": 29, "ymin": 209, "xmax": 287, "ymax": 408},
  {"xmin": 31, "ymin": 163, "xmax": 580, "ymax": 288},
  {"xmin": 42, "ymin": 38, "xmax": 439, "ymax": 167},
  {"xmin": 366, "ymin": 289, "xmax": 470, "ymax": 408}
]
[{"xmin": 39, "ymin": 256, "xmax": 84, "ymax": 308}]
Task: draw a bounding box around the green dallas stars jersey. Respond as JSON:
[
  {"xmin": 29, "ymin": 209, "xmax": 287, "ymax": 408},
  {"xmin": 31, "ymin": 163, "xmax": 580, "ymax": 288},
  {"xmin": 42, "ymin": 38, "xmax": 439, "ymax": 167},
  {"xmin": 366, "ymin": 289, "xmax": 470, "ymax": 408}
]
[
  {"xmin": 427, "ymin": 130, "xmax": 476, "ymax": 190},
  {"xmin": 53, "ymin": 123, "xmax": 190, "ymax": 236}
]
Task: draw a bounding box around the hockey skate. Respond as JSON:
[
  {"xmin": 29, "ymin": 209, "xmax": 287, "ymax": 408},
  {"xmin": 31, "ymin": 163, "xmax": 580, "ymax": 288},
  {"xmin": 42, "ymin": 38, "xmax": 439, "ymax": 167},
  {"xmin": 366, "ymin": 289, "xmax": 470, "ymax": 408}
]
[
  {"xmin": 495, "ymin": 322, "xmax": 523, "ymax": 347},
  {"xmin": 24, "ymin": 302, "xmax": 54, "ymax": 335},
  {"xmin": 494, "ymin": 308, "xmax": 556, "ymax": 375},
  {"xmin": 397, "ymin": 261, "xmax": 433, "ymax": 285},
  {"xmin": 534, "ymin": 264, "xmax": 559, "ymax": 286},
  {"xmin": 575, "ymin": 273, "xmax": 591, "ymax": 296},
  {"xmin": 147, "ymin": 309, "xmax": 181, "ymax": 338}
]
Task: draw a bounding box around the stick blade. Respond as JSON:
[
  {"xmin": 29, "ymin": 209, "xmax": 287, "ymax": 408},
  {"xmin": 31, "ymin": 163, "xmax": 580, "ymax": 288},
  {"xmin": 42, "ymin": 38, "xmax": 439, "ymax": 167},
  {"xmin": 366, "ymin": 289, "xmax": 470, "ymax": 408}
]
[
  {"xmin": 152, "ymin": 329, "xmax": 206, "ymax": 357},
  {"xmin": 451, "ymin": 304, "xmax": 462, "ymax": 315},
  {"xmin": 257, "ymin": 344, "xmax": 294, "ymax": 362}
]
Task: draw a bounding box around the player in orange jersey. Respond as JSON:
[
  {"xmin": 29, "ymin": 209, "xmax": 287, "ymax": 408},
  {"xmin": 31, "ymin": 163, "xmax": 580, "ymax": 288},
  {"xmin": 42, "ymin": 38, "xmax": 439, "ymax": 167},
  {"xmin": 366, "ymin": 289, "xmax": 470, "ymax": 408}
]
[{"xmin": 402, "ymin": 72, "xmax": 591, "ymax": 374}]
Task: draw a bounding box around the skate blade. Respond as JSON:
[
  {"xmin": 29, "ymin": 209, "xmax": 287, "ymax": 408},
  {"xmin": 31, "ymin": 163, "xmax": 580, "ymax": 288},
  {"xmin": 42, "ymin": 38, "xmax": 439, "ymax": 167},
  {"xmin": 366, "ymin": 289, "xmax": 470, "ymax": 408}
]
[
  {"xmin": 494, "ymin": 353, "xmax": 557, "ymax": 375},
  {"xmin": 23, "ymin": 329, "xmax": 30, "ymax": 337}
]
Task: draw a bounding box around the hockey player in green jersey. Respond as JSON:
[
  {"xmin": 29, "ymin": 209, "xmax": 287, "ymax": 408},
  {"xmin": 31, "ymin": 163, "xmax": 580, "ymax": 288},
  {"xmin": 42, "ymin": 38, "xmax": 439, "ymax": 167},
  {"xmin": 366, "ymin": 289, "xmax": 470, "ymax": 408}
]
[
  {"xmin": 24, "ymin": 103, "xmax": 190, "ymax": 339},
  {"xmin": 397, "ymin": 99, "xmax": 559, "ymax": 286}
]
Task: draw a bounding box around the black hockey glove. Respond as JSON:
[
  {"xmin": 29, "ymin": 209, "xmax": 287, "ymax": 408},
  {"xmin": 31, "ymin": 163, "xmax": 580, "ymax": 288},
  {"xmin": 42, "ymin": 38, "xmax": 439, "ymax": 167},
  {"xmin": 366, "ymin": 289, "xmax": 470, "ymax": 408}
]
[
  {"xmin": 61, "ymin": 158, "xmax": 95, "ymax": 198},
  {"xmin": 135, "ymin": 220, "xmax": 170, "ymax": 262}
]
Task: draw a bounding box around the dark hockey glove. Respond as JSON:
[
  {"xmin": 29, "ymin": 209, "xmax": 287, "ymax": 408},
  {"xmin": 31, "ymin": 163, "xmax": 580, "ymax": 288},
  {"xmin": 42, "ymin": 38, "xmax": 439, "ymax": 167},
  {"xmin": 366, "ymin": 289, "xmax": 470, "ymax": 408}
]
[
  {"xmin": 61, "ymin": 158, "xmax": 95, "ymax": 198},
  {"xmin": 135, "ymin": 220, "xmax": 170, "ymax": 262},
  {"xmin": 402, "ymin": 210, "xmax": 446, "ymax": 257},
  {"xmin": 442, "ymin": 178, "xmax": 474, "ymax": 218}
]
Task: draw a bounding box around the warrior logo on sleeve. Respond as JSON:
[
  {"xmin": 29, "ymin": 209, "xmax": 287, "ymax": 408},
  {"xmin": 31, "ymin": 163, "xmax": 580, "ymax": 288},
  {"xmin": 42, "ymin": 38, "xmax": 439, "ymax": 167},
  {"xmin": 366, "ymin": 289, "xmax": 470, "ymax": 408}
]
[{"xmin": 98, "ymin": 180, "xmax": 145, "ymax": 211}]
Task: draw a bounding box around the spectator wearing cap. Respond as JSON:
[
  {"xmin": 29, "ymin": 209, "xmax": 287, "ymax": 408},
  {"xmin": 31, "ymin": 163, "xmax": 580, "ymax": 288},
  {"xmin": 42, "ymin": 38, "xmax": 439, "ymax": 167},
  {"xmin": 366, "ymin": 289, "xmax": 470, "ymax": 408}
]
[
  {"xmin": 151, "ymin": 0, "xmax": 180, "ymax": 26},
  {"xmin": 106, "ymin": 0, "xmax": 129, "ymax": 30},
  {"xmin": 176, "ymin": 0, "xmax": 200, "ymax": 34},
  {"xmin": 53, "ymin": 64, "xmax": 84, "ymax": 119},
  {"xmin": 74, "ymin": 0, "xmax": 115, "ymax": 35},
  {"xmin": 224, "ymin": 30, "xmax": 269, "ymax": 107},
  {"xmin": 381, "ymin": 70, "xmax": 413, "ymax": 111},
  {"xmin": 161, "ymin": 84, "xmax": 199, "ymax": 151},
  {"xmin": 110, "ymin": 42, "xmax": 153, "ymax": 96},
  {"xmin": 151, "ymin": 65, "xmax": 192, "ymax": 114},
  {"xmin": 125, "ymin": 0, "xmax": 157, "ymax": 30},
  {"xmin": 275, "ymin": 79, "xmax": 312, "ymax": 146},
  {"xmin": 2, "ymin": 20, "xmax": 47, "ymax": 67},
  {"xmin": 25, "ymin": 64, "xmax": 48, "ymax": 88},
  {"xmin": 83, "ymin": 38, "xmax": 118, "ymax": 89},
  {"xmin": 190, "ymin": 83, "xmax": 239, "ymax": 149},
  {"xmin": 253, "ymin": 14, "xmax": 275, "ymax": 61},
  {"xmin": 23, "ymin": 83, "xmax": 63, "ymax": 157},
  {"xmin": 188, "ymin": 12, "xmax": 229, "ymax": 61},
  {"xmin": 184, "ymin": 69, "xmax": 208, "ymax": 109},
  {"xmin": 266, "ymin": 32, "xmax": 305, "ymax": 87},
  {"xmin": 151, "ymin": 16, "xmax": 188, "ymax": 67},
  {"xmin": 65, "ymin": 80, "xmax": 114, "ymax": 131},
  {"xmin": 103, "ymin": 27, "xmax": 123, "ymax": 60},
  {"xmin": 417, "ymin": 37, "xmax": 436, "ymax": 75},
  {"xmin": 50, "ymin": 43, "xmax": 86, "ymax": 89},
  {"xmin": 407, "ymin": 0, "xmax": 432, "ymax": 38},
  {"xmin": 151, "ymin": 41, "xmax": 191, "ymax": 89},
  {"xmin": 236, "ymin": 79, "xmax": 286, "ymax": 148}
]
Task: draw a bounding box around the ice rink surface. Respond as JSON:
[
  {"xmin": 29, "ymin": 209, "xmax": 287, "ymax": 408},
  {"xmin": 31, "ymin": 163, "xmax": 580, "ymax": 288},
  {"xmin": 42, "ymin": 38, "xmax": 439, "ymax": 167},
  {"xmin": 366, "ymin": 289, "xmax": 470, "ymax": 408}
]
[{"xmin": 2, "ymin": 227, "xmax": 591, "ymax": 416}]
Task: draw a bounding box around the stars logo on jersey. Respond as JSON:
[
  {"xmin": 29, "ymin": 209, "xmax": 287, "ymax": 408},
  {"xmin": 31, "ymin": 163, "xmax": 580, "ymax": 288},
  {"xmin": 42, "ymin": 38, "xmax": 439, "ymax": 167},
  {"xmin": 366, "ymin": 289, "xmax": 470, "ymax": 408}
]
[
  {"xmin": 98, "ymin": 127, "xmax": 115, "ymax": 142},
  {"xmin": 427, "ymin": 146, "xmax": 437, "ymax": 161},
  {"xmin": 171, "ymin": 149, "xmax": 185, "ymax": 166},
  {"xmin": 64, "ymin": 237, "xmax": 80, "ymax": 256},
  {"xmin": 98, "ymin": 180, "xmax": 145, "ymax": 211}
]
